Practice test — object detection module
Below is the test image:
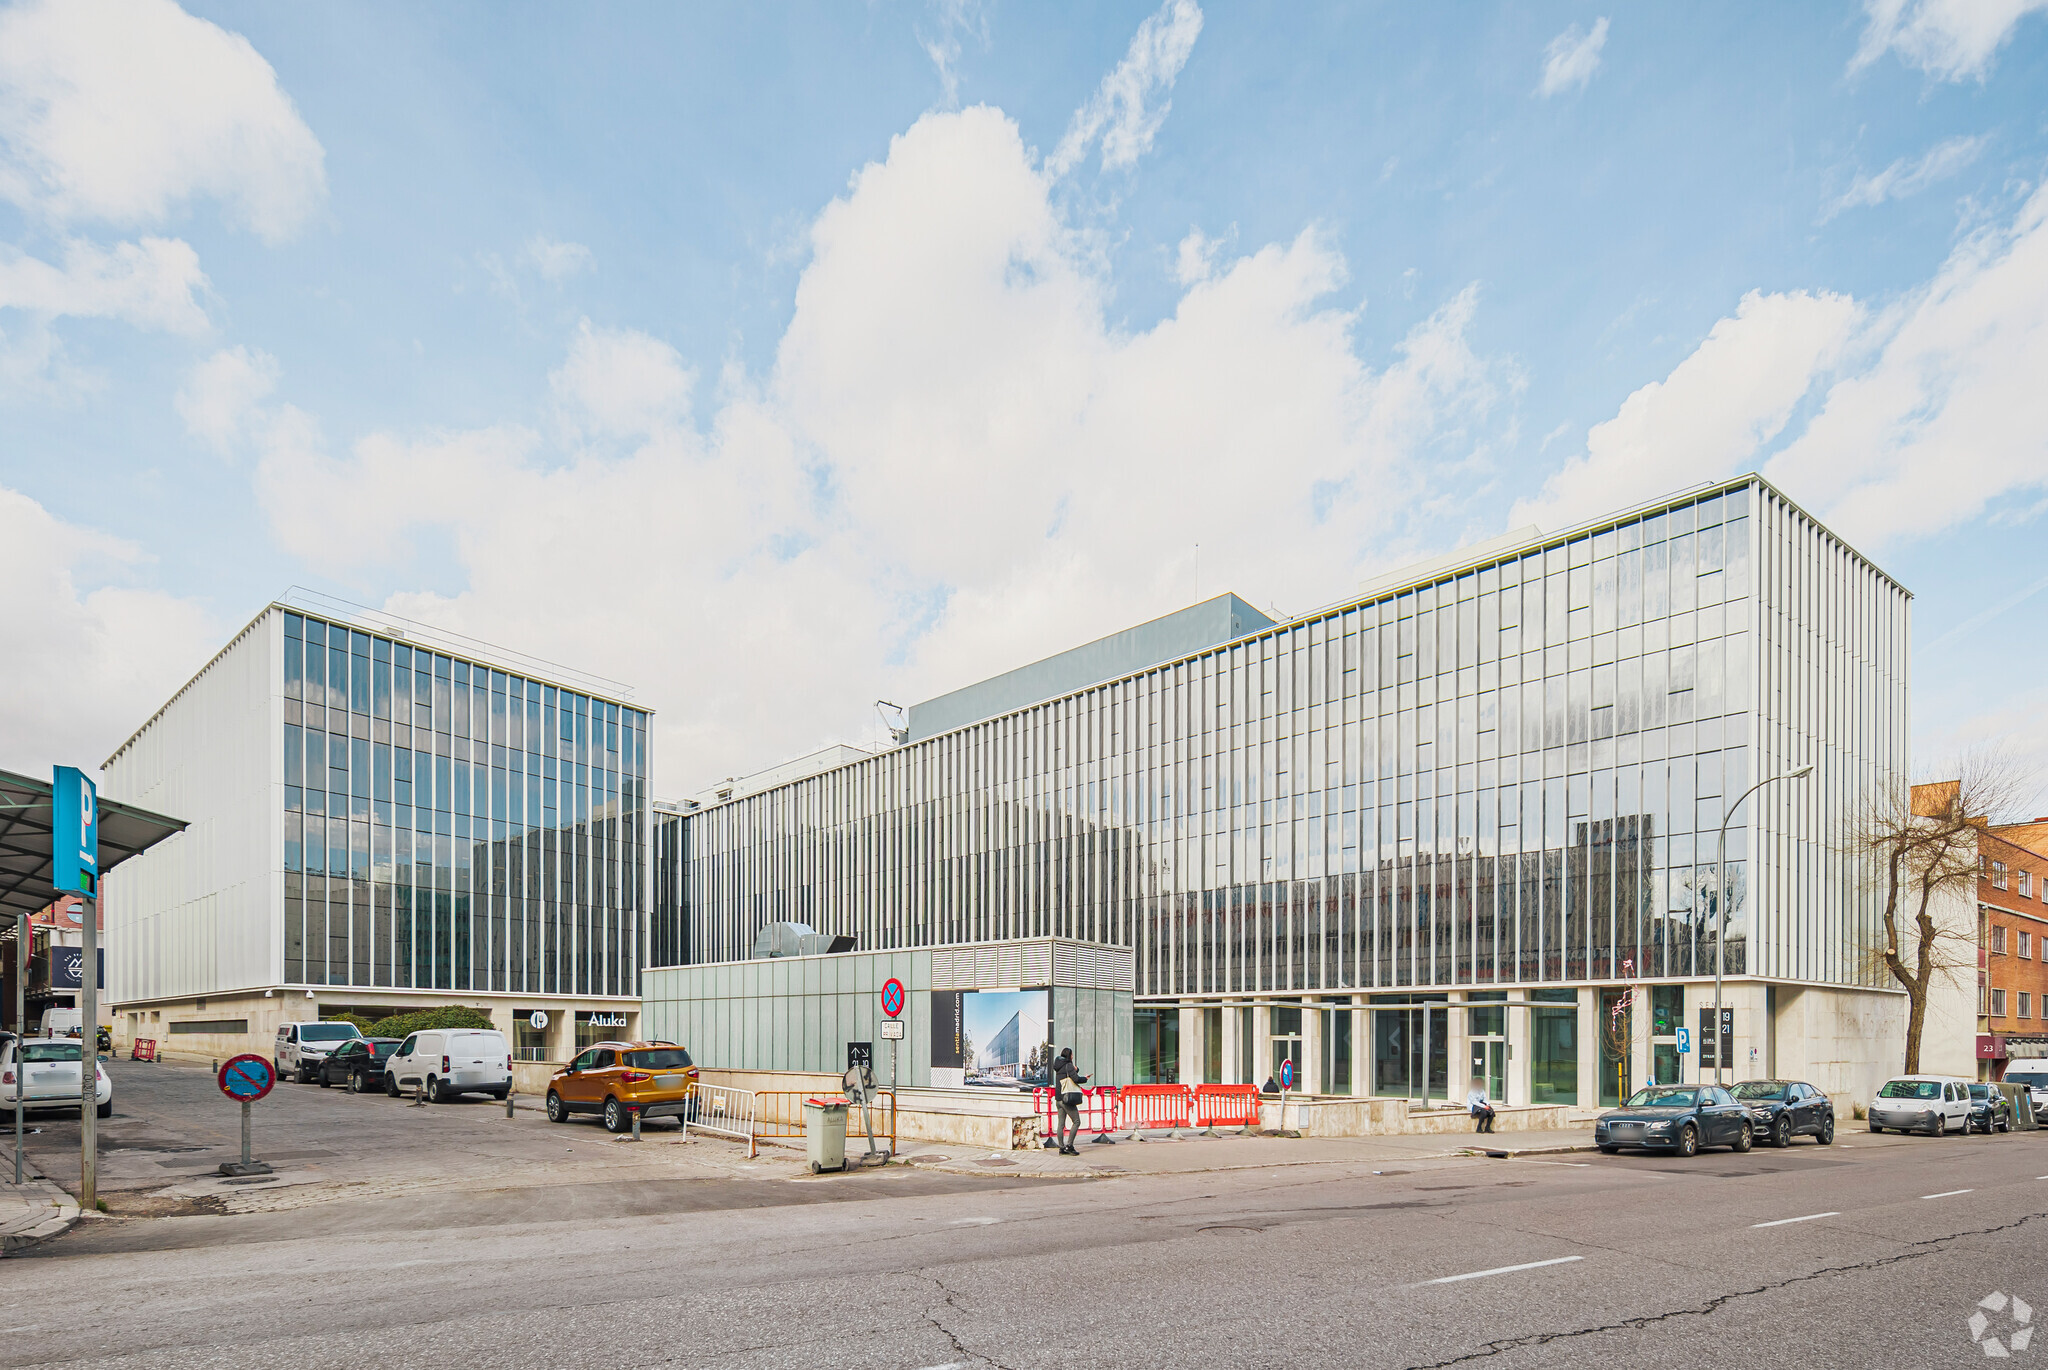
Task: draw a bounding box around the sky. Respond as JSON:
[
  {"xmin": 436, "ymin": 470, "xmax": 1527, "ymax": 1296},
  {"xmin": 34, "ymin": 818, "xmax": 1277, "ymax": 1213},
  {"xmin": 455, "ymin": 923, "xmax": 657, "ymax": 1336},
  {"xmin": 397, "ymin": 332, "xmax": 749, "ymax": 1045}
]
[{"xmin": 3, "ymin": 0, "xmax": 2048, "ymax": 810}]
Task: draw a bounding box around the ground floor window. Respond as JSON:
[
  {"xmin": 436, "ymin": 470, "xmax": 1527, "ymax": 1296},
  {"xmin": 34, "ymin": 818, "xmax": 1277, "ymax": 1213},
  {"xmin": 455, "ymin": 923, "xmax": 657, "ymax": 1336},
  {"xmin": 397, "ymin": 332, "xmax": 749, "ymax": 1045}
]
[
  {"xmin": 576, "ymin": 1011, "xmax": 628, "ymax": 1053},
  {"xmin": 1201, "ymin": 1007, "xmax": 1222, "ymax": 1084},
  {"xmin": 1371, "ymin": 997, "xmax": 1448, "ymax": 1101},
  {"xmin": 1134, "ymin": 1007, "xmax": 1179, "ymax": 1083},
  {"xmin": 1320, "ymin": 1002, "xmax": 1353, "ymax": 1096},
  {"xmin": 1530, "ymin": 988, "xmax": 1578, "ymax": 1105},
  {"xmin": 513, "ymin": 1011, "xmax": 549, "ymax": 1061}
]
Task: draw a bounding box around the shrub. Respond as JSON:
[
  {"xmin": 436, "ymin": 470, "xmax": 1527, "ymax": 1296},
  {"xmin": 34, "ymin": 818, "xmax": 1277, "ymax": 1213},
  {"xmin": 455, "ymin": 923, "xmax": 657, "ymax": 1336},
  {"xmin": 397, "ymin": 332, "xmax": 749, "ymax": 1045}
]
[
  {"xmin": 364, "ymin": 1005, "xmax": 496, "ymax": 1039},
  {"xmin": 332, "ymin": 1012, "xmax": 381, "ymax": 1037}
]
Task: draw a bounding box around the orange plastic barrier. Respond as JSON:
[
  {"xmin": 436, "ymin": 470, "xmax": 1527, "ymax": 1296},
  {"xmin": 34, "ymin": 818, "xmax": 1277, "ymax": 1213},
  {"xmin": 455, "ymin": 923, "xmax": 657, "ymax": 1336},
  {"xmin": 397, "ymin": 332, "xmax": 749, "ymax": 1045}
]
[
  {"xmin": 130, "ymin": 1038, "xmax": 157, "ymax": 1062},
  {"xmin": 1192, "ymin": 1083, "xmax": 1259, "ymax": 1130},
  {"xmin": 1036, "ymin": 1085, "xmax": 1119, "ymax": 1142},
  {"xmin": 1116, "ymin": 1083, "xmax": 1193, "ymax": 1131}
]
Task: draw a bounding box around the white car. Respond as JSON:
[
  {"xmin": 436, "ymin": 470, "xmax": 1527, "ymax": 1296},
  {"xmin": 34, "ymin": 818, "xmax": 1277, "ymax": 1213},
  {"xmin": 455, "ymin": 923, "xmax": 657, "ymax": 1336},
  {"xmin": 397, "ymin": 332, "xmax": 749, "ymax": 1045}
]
[
  {"xmin": 1, "ymin": 1037, "xmax": 112, "ymax": 1117},
  {"xmin": 385, "ymin": 1029, "xmax": 511, "ymax": 1103},
  {"xmin": 1868, "ymin": 1074, "xmax": 1974, "ymax": 1136},
  {"xmin": 275, "ymin": 1020, "xmax": 364, "ymax": 1083}
]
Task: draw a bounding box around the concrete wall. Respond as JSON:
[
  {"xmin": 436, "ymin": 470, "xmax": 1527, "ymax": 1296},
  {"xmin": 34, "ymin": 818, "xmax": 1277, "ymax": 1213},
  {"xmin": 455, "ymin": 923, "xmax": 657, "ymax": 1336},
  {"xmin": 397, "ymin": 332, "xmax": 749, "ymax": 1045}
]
[
  {"xmin": 102, "ymin": 609, "xmax": 281, "ymax": 1005},
  {"xmin": 1772, "ymin": 983, "xmax": 1908, "ymax": 1110}
]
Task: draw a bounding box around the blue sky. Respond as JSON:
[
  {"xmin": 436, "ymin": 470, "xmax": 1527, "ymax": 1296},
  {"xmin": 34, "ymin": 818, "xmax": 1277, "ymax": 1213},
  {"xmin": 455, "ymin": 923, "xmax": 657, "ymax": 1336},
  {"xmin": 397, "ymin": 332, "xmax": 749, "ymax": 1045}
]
[{"xmin": 3, "ymin": 0, "xmax": 2047, "ymax": 804}]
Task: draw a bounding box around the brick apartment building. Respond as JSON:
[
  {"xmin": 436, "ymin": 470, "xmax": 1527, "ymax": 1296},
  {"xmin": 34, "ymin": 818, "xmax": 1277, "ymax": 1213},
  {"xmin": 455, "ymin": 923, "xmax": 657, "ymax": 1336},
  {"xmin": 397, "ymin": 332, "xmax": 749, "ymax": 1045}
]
[{"xmin": 1978, "ymin": 825, "xmax": 2048, "ymax": 1079}]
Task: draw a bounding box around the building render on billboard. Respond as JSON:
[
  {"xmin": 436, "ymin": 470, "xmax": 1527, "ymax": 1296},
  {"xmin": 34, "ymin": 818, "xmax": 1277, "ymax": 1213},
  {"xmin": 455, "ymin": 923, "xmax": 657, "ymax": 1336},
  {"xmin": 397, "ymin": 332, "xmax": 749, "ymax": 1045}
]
[
  {"xmin": 100, "ymin": 603, "xmax": 650, "ymax": 1062},
  {"xmin": 657, "ymin": 476, "xmax": 1943, "ymax": 1107}
]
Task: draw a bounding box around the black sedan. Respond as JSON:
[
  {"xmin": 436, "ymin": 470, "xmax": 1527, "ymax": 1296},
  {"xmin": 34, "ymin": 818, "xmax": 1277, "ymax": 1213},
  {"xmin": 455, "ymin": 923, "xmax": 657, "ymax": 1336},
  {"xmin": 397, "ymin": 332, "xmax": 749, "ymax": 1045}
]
[
  {"xmin": 1595, "ymin": 1084, "xmax": 1755, "ymax": 1157},
  {"xmin": 1733, "ymin": 1079, "xmax": 1837, "ymax": 1147},
  {"xmin": 1967, "ymin": 1083, "xmax": 2015, "ymax": 1134},
  {"xmin": 318, "ymin": 1038, "xmax": 403, "ymax": 1093}
]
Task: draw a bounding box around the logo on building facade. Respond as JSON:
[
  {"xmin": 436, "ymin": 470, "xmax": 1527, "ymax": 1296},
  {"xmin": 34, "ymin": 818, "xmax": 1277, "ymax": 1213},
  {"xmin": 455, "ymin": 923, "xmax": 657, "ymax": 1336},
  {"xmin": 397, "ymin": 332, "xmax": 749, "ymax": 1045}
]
[{"xmin": 1970, "ymin": 1291, "xmax": 2033, "ymax": 1357}]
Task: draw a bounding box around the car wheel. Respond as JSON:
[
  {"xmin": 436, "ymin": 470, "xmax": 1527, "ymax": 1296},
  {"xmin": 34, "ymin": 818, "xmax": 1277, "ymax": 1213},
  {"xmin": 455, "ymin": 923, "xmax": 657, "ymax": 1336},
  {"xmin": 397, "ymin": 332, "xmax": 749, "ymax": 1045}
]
[
  {"xmin": 1677, "ymin": 1124, "xmax": 1698, "ymax": 1157},
  {"xmin": 1732, "ymin": 1123, "xmax": 1754, "ymax": 1154},
  {"xmin": 345, "ymin": 1071, "xmax": 361, "ymax": 1094},
  {"xmin": 1931, "ymin": 1115, "xmax": 1946, "ymax": 1138},
  {"xmin": 547, "ymin": 1090, "xmax": 570, "ymax": 1123},
  {"xmin": 1772, "ymin": 1117, "xmax": 1792, "ymax": 1149},
  {"xmin": 423, "ymin": 1075, "xmax": 439, "ymax": 1104},
  {"xmin": 385, "ymin": 1072, "xmax": 400, "ymax": 1098},
  {"xmin": 1598, "ymin": 1145, "xmax": 1620, "ymax": 1155},
  {"xmin": 97, "ymin": 1099, "xmax": 112, "ymax": 1118},
  {"xmin": 603, "ymin": 1097, "xmax": 628, "ymax": 1134},
  {"xmin": 1869, "ymin": 1124, "xmax": 1884, "ymax": 1134},
  {"xmin": 1818, "ymin": 1115, "xmax": 1836, "ymax": 1145},
  {"xmin": 318, "ymin": 1069, "xmax": 332, "ymax": 1089}
]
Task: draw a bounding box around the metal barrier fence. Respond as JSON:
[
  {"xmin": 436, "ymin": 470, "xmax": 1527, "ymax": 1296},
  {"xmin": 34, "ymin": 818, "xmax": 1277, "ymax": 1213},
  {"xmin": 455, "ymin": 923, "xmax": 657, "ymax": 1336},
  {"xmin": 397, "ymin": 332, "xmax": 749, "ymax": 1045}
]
[
  {"xmin": 744, "ymin": 1089, "xmax": 898, "ymax": 1157},
  {"xmin": 129, "ymin": 1039, "xmax": 157, "ymax": 1062},
  {"xmin": 683, "ymin": 1083, "xmax": 760, "ymax": 1158},
  {"xmin": 1192, "ymin": 1083, "xmax": 1260, "ymax": 1133},
  {"xmin": 1117, "ymin": 1084, "xmax": 1193, "ymax": 1137}
]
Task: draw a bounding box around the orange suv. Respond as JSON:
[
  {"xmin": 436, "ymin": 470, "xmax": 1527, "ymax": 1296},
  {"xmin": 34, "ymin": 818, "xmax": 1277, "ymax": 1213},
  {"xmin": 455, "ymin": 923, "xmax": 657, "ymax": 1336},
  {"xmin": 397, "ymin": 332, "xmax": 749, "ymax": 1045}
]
[{"xmin": 546, "ymin": 1040, "xmax": 698, "ymax": 1133}]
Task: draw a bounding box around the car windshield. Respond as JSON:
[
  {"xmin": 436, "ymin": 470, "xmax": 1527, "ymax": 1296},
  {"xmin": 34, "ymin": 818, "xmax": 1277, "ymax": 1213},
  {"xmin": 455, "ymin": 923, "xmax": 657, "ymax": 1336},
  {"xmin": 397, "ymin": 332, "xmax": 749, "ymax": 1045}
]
[
  {"xmin": 20, "ymin": 1042, "xmax": 81, "ymax": 1063},
  {"xmin": 626, "ymin": 1048, "xmax": 693, "ymax": 1070},
  {"xmin": 1878, "ymin": 1079, "xmax": 1942, "ymax": 1099},
  {"xmin": 1624, "ymin": 1087, "xmax": 1697, "ymax": 1108},
  {"xmin": 1733, "ymin": 1083, "xmax": 1788, "ymax": 1101},
  {"xmin": 2006, "ymin": 1073, "xmax": 2048, "ymax": 1090},
  {"xmin": 300, "ymin": 1024, "xmax": 360, "ymax": 1042}
]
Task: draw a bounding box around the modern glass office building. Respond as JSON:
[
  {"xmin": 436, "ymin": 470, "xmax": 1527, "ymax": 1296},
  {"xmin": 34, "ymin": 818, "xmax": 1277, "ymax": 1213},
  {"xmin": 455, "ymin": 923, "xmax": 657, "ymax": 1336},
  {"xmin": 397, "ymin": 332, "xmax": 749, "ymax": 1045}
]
[
  {"xmin": 102, "ymin": 602, "xmax": 650, "ymax": 1061},
  {"xmin": 656, "ymin": 477, "xmax": 1911, "ymax": 1106}
]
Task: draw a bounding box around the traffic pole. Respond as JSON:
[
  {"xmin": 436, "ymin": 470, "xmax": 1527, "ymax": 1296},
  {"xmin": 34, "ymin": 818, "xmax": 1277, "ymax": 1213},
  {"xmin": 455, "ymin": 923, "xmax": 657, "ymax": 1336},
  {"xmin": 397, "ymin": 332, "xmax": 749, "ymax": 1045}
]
[
  {"xmin": 12, "ymin": 909, "xmax": 24, "ymax": 1185},
  {"xmin": 80, "ymin": 896, "xmax": 97, "ymax": 1210}
]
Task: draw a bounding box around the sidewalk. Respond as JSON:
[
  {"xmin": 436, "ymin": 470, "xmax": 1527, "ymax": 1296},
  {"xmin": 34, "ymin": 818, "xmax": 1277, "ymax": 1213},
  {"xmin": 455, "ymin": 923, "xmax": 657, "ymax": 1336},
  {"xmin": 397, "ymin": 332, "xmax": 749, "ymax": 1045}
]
[
  {"xmin": 890, "ymin": 1124, "xmax": 1596, "ymax": 1179},
  {"xmin": 1, "ymin": 1161, "xmax": 80, "ymax": 1254}
]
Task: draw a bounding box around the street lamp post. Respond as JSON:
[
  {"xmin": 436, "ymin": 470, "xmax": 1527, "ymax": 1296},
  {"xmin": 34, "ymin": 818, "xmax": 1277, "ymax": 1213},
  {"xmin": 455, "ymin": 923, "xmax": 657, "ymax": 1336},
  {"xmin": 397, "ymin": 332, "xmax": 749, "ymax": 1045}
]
[{"xmin": 1713, "ymin": 763, "xmax": 1814, "ymax": 1086}]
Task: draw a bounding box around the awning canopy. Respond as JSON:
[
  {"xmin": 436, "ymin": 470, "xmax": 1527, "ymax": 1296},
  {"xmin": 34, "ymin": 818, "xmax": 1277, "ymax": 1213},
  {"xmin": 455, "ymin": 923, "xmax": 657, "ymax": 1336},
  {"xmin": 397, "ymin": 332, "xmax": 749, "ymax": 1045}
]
[{"xmin": 0, "ymin": 767, "xmax": 187, "ymax": 923}]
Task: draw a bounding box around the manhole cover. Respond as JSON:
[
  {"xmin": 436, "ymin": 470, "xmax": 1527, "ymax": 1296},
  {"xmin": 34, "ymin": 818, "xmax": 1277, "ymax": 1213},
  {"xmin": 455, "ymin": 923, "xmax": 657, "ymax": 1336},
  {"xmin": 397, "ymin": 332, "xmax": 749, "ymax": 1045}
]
[{"xmin": 972, "ymin": 1157, "xmax": 1017, "ymax": 1168}]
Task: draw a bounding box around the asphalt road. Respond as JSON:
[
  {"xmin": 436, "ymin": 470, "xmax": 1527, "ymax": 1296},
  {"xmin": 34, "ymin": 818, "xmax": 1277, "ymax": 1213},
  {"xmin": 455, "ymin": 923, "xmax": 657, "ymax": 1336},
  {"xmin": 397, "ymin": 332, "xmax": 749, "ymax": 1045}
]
[{"xmin": 4, "ymin": 1062, "xmax": 2045, "ymax": 1368}]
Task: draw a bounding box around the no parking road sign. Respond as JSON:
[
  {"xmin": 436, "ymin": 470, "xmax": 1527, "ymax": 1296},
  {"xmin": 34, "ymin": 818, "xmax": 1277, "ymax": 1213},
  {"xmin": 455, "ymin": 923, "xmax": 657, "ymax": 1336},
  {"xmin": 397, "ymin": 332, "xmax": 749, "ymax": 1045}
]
[
  {"xmin": 217, "ymin": 1054, "xmax": 274, "ymax": 1102},
  {"xmin": 216, "ymin": 1054, "xmax": 275, "ymax": 1176},
  {"xmin": 881, "ymin": 978, "xmax": 905, "ymax": 1018}
]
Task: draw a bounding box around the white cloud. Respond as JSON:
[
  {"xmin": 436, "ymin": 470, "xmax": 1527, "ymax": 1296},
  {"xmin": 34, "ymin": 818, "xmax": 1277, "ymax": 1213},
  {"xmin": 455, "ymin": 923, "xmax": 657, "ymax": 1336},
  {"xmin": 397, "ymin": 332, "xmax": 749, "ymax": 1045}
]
[
  {"xmin": 525, "ymin": 235, "xmax": 593, "ymax": 282},
  {"xmin": 1512, "ymin": 289, "xmax": 1861, "ymax": 533},
  {"xmin": 1047, "ymin": 0, "xmax": 1204, "ymax": 177},
  {"xmin": 0, "ymin": 484, "xmax": 218, "ymax": 774},
  {"xmin": 175, "ymin": 344, "xmax": 279, "ymax": 450},
  {"xmin": 1822, "ymin": 133, "xmax": 1987, "ymax": 221},
  {"xmin": 918, "ymin": 0, "xmax": 990, "ymax": 107},
  {"xmin": 551, "ymin": 318, "xmax": 693, "ymax": 438},
  {"xmin": 0, "ymin": 0, "xmax": 326, "ymax": 242},
  {"xmin": 1849, "ymin": 0, "xmax": 2048, "ymax": 81},
  {"xmin": 1538, "ymin": 17, "xmax": 1609, "ymax": 97},
  {"xmin": 1175, "ymin": 226, "xmax": 1219, "ymax": 284},
  {"xmin": 1766, "ymin": 181, "xmax": 2048, "ymax": 546},
  {"xmin": 249, "ymin": 104, "xmax": 1507, "ymax": 792},
  {"xmin": 0, "ymin": 235, "xmax": 209, "ymax": 333}
]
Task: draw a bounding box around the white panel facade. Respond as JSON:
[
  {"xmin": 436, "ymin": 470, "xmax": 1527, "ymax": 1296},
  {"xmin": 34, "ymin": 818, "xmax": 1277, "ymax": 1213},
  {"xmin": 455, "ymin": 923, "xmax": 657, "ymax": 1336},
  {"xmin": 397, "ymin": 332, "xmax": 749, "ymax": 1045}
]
[{"xmin": 102, "ymin": 609, "xmax": 281, "ymax": 1002}]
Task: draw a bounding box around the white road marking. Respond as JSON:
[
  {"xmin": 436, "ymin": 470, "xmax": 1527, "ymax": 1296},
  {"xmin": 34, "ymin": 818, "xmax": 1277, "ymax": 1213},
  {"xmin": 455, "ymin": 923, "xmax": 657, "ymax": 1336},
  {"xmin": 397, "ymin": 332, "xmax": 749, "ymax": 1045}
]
[
  {"xmin": 1426, "ymin": 1255, "xmax": 1584, "ymax": 1285},
  {"xmin": 1923, "ymin": 1189, "xmax": 1974, "ymax": 1199},
  {"xmin": 950, "ymin": 1216, "xmax": 997, "ymax": 1225},
  {"xmin": 1751, "ymin": 1211, "xmax": 1840, "ymax": 1228}
]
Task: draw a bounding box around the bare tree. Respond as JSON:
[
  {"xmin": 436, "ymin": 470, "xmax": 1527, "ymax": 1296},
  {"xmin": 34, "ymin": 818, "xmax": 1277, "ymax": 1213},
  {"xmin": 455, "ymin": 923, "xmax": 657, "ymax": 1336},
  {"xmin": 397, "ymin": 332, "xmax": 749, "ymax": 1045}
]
[{"xmin": 1853, "ymin": 755, "xmax": 2025, "ymax": 1074}]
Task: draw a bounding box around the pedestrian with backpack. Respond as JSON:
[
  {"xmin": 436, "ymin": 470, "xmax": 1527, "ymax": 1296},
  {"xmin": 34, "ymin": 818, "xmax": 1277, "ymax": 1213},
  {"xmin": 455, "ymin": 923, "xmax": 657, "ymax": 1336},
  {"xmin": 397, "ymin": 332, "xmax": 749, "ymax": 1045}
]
[{"xmin": 1052, "ymin": 1048, "xmax": 1089, "ymax": 1155}]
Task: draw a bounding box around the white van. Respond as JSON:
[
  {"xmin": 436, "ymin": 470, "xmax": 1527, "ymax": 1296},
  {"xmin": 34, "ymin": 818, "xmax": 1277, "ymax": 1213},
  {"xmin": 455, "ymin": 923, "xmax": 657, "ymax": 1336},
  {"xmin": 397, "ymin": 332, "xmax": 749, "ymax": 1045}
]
[
  {"xmin": 1868, "ymin": 1074, "xmax": 1974, "ymax": 1136},
  {"xmin": 385, "ymin": 1029, "xmax": 511, "ymax": 1102},
  {"xmin": 2004, "ymin": 1066, "xmax": 2048, "ymax": 1118},
  {"xmin": 275, "ymin": 1020, "xmax": 364, "ymax": 1082},
  {"xmin": 37, "ymin": 1007, "xmax": 81, "ymax": 1038}
]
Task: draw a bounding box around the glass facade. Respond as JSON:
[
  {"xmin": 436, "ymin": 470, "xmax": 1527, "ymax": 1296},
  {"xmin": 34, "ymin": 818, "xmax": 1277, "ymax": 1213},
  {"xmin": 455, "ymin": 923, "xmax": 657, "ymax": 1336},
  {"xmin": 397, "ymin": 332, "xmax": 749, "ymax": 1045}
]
[
  {"xmin": 281, "ymin": 612, "xmax": 649, "ymax": 997},
  {"xmin": 657, "ymin": 478, "xmax": 1907, "ymax": 1012}
]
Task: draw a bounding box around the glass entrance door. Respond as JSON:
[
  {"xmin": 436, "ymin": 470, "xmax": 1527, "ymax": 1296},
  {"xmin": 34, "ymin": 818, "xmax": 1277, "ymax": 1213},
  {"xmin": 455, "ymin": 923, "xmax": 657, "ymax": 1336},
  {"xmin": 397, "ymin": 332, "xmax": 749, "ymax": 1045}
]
[
  {"xmin": 1469, "ymin": 1040, "xmax": 1506, "ymax": 1103},
  {"xmin": 1372, "ymin": 1000, "xmax": 1449, "ymax": 1102}
]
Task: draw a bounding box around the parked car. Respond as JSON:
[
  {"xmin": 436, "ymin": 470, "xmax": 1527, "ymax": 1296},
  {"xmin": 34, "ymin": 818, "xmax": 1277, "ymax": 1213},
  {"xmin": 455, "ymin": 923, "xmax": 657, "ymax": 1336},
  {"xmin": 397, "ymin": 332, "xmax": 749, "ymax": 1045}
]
[
  {"xmin": 317, "ymin": 1037, "xmax": 403, "ymax": 1092},
  {"xmin": 2004, "ymin": 1067, "xmax": 2048, "ymax": 1119},
  {"xmin": 1594, "ymin": 1084, "xmax": 1755, "ymax": 1156},
  {"xmin": 275, "ymin": 1020, "xmax": 364, "ymax": 1083},
  {"xmin": 385, "ymin": 1028, "xmax": 512, "ymax": 1102},
  {"xmin": 0, "ymin": 1037, "xmax": 111, "ymax": 1117},
  {"xmin": 1732, "ymin": 1079, "xmax": 1837, "ymax": 1147},
  {"xmin": 1868, "ymin": 1075, "xmax": 1974, "ymax": 1136},
  {"xmin": 1966, "ymin": 1083, "xmax": 2015, "ymax": 1134},
  {"xmin": 546, "ymin": 1041, "xmax": 698, "ymax": 1134}
]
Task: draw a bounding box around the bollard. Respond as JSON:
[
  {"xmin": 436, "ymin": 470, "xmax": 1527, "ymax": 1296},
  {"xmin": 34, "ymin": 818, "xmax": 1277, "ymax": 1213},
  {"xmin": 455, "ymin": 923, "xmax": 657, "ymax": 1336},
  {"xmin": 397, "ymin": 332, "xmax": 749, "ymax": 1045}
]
[
  {"xmin": 630, "ymin": 1108, "xmax": 641, "ymax": 1142},
  {"xmin": 505, "ymin": 1090, "xmax": 515, "ymax": 1119},
  {"xmin": 411, "ymin": 1081, "xmax": 427, "ymax": 1108}
]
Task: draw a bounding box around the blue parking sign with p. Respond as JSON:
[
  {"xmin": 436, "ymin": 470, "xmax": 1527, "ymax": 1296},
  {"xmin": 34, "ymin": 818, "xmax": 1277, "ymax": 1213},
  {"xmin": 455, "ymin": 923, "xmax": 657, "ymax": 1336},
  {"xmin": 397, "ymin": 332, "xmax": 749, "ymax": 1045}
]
[
  {"xmin": 1676, "ymin": 1027, "xmax": 1692, "ymax": 1054},
  {"xmin": 52, "ymin": 765, "xmax": 97, "ymax": 896}
]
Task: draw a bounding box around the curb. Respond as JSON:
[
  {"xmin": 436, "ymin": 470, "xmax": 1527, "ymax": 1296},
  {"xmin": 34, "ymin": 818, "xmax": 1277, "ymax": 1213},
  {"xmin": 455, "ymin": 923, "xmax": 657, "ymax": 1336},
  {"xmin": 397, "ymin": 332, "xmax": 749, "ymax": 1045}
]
[{"xmin": 0, "ymin": 1190, "xmax": 81, "ymax": 1254}]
